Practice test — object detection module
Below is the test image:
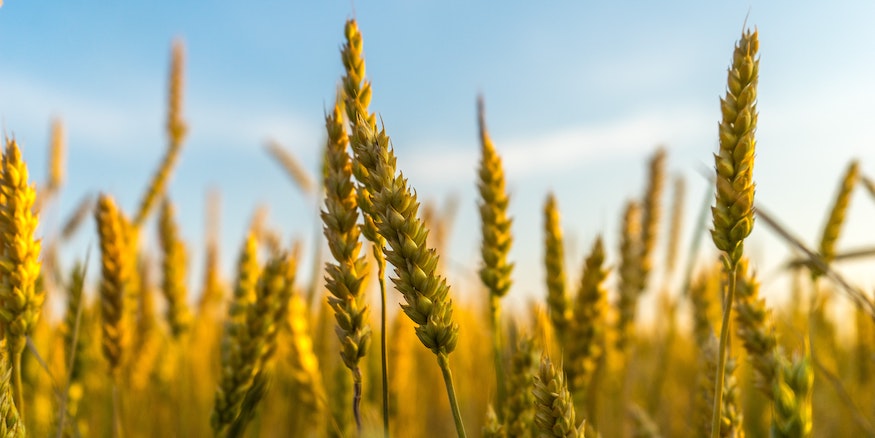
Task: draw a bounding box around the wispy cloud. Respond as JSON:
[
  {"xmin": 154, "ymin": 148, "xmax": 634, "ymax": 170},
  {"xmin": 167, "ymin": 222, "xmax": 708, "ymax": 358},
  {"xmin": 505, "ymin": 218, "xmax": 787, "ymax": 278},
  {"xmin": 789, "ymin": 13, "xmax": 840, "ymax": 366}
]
[
  {"xmin": 401, "ymin": 105, "xmax": 713, "ymax": 184},
  {"xmin": 0, "ymin": 71, "xmax": 321, "ymax": 160}
]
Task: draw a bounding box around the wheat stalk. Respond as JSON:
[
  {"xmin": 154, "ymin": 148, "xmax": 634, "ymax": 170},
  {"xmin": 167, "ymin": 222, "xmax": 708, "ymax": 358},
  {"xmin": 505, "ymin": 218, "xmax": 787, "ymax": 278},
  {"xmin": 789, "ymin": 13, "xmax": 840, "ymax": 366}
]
[
  {"xmin": 133, "ymin": 40, "xmax": 187, "ymax": 227},
  {"xmin": 265, "ymin": 139, "xmax": 316, "ymax": 197}
]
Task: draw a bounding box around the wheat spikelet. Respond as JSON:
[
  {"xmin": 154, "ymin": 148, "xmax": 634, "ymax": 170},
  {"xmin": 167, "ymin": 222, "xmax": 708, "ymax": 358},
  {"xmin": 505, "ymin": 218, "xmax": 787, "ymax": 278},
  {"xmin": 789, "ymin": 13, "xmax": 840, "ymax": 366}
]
[
  {"xmin": 504, "ymin": 335, "xmax": 538, "ymax": 438},
  {"xmin": 532, "ymin": 355, "xmax": 584, "ymax": 438},
  {"xmin": 711, "ymin": 29, "xmax": 758, "ymax": 265},
  {"xmin": 134, "ymin": 40, "xmax": 187, "ymax": 226},
  {"xmin": 251, "ymin": 254, "xmax": 296, "ymax": 376},
  {"xmin": 814, "ymin": 160, "xmax": 859, "ymax": 277},
  {"xmin": 61, "ymin": 262, "xmax": 87, "ymax": 386},
  {"xmin": 733, "ymin": 260, "xmax": 778, "ymax": 396},
  {"xmin": 543, "ymin": 193, "xmax": 570, "ymax": 344},
  {"xmin": 158, "ymin": 198, "xmax": 192, "ymax": 338},
  {"xmin": 94, "ymin": 195, "xmax": 129, "ymax": 378},
  {"xmin": 0, "ymin": 355, "xmax": 23, "ymax": 438},
  {"xmin": 771, "ymin": 356, "xmax": 813, "ymax": 438},
  {"xmin": 640, "ymin": 148, "xmax": 666, "ymax": 289},
  {"xmin": 212, "ymin": 252, "xmax": 294, "ymax": 434},
  {"xmin": 568, "ymin": 236, "xmax": 608, "ymax": 397},
  {"xmin": 615, "ymin": 201, "xmax": 642, "ymax": 355},
  {"xmin": 699, "ymin": 336, "xmax": 743, "ymax": 438},
  {"xmin": 732, "ymin": 262, "xmax": 813, "ymax": 437},
  {"xmin": 285, "ymin": 291, "xmax": 327, "ymax": 427},
  {"xmin": 128, "ymin": 259, "xmax": 162, "ymax": 391}
]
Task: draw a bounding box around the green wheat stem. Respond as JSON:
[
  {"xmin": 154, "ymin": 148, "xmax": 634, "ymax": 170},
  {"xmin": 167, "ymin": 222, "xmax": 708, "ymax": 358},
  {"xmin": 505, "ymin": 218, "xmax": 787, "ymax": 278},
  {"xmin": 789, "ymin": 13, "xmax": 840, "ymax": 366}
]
[
  {"xmin": 490, "ymin": 294, "xmax": 506, "ymax": 414},
  {"xmin": 376, "ymin": 245, "xmax": 389, "ymax": 438},
  {"xmin": 711, "ymin": 262, "xmax": 737, "ymax": 438},
  {"xmin": 437, "ymin": 353, "xmax": 468, "ymax": 438}
]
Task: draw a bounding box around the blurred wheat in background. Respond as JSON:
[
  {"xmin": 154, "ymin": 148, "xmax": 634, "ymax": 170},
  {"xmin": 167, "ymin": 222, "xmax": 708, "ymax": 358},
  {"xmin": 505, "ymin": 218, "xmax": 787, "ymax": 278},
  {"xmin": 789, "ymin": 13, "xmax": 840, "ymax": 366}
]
[{"xmin": 0, "ymin": 9, "xmax": 874, "ymax": 438}]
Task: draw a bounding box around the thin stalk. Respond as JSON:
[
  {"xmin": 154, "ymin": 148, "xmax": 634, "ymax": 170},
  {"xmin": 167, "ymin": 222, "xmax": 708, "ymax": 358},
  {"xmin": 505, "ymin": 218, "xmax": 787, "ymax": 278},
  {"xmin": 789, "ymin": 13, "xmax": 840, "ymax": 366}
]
[
  {"xmin": 353, "ymin": 367, "xmax": 363, "ymax": 433},
  {"xmin": 376, "ymin": 245, "xmax": 389, "ymax": 438},
  {"xmin": 437, "ymin": 353, "xmax": 467, "ymax": 438},
  {"xmin": 10, "ymin": 348, "xmax": 23, "ymax": 422},
  {"xmin": 710, "ymin": 261, "xmax": 737, "ymax": 438},
  {"xmin": 490, "ymin": 295, "xmax": 506, "ymax": 417},
  {"xmin": 112, "ymin": 382, "xmax": 123, "ymax": 438}
]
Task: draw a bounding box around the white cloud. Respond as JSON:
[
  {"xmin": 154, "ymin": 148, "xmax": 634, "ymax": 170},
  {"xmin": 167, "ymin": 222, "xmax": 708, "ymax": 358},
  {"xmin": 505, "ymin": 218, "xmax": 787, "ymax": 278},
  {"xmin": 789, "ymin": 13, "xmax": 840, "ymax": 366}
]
[
  {"xmin": 401, "ymin": 105, "xmax": 713, "ymax": 184},
  {"xmin": 0, "ymin": 71, "xmax": 321, "ymax": 159}
]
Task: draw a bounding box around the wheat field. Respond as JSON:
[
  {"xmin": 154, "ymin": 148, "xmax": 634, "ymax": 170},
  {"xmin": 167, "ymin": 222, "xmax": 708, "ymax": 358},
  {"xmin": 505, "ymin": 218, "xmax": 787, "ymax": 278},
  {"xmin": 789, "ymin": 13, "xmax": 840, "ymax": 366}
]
[{"xmin": 0, "ymin": 14, "xmax": 872, "ymax": 438}]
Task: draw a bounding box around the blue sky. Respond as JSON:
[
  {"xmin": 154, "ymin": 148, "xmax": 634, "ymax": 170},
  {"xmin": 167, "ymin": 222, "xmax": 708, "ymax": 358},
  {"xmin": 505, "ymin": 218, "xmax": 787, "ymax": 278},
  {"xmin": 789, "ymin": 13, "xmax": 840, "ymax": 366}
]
[{"xmin": 2, "ymin": 2, "xmax": 875, "ymax": 319}]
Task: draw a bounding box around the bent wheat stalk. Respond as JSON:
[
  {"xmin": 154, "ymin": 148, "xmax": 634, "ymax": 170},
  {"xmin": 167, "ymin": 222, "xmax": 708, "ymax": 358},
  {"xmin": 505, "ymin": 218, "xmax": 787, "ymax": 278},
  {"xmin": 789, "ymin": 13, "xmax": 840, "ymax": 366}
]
[{"xmin": 350, "ymin": 118, "xmax": 466, "ymax": 437}]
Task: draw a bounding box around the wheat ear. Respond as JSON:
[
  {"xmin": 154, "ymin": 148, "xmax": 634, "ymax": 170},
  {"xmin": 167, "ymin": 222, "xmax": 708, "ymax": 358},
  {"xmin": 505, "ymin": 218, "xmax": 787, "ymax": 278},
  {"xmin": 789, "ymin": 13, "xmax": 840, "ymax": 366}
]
[
  {"xmin": 210, "ymin": 232, "xmax": 260, "ymax": 434},
  {"xmin": 158, "ymin": 198, "xmax": 193, "ymax": 338},
  {"xmin": 568, "ymin": 236, "xmax": 608, "ymax": 399},
  {"xmin": 710, "ymin": 28, "xmax": 758, "ymax": 438},
  {"xmin": 640, "ymin": 148, "xmax": 666, "ymax": 290},
  {"xmin": 0, "ymin": 354, "xmax": 23, "ymax": 438},
  {"xmin": 615, "ymin": 201, "xmax": 643, "ymax": 356},
  {"xmin": 543, "ymin": 193, "xmax": 570, "ymax": 345},
  {"xmin": 94, "ymin": 194, "xmax": 130, "ymax": 382},
  {"xmin": 0, "ymin": 139, "xmax": 43, "ymax": 419},
  {"xmin": 504, "ymin": 335, "xmax": 538, "ymax": 438},
  {"xmin": 813, "ymin": 160, "xmax": 859, "ymax": 278},
  {"xmin": 322, "ymin": 92, "xmax": 371, "ymax": 431},
  {"xmin": 733, "ymin": 261, "xmax": 813, "ymax": 437},
  {"xmin": 477, "ymin": 95, "xmax": 514, "ymax": 412},
  {"xmin": 532, "ymin": 355, "xmax": 584, "ymax": 438},
  {"xmin": 350, "ymin": 116, "xmax": 466, "ymax": 437}
]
